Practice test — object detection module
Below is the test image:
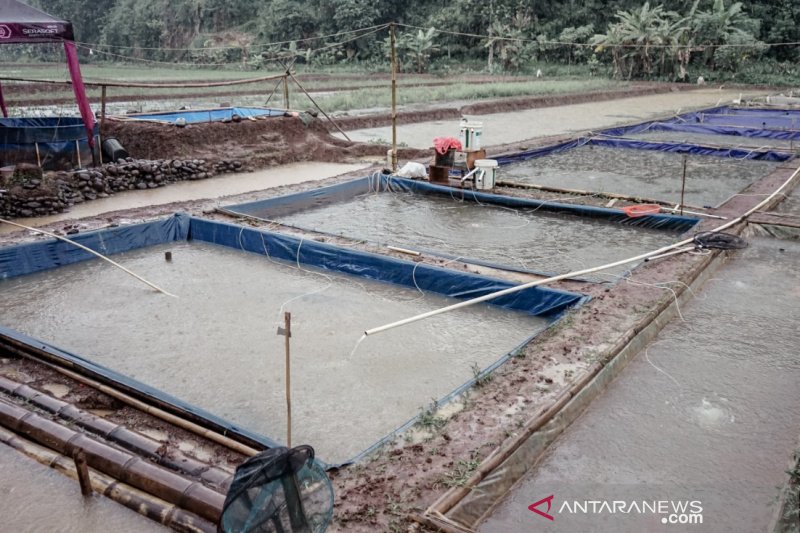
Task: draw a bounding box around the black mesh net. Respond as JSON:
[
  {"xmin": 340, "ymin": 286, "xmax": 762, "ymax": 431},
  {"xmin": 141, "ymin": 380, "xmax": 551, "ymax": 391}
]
[{"xmin": 219, "ymin": 445, "xmax": 333, "ymax": 533}]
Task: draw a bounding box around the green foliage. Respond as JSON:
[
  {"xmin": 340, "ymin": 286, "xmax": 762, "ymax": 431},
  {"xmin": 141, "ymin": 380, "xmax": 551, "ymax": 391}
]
[{"xmin": 8, "ymin": 0, "xmax": 797, "ymax": 83}]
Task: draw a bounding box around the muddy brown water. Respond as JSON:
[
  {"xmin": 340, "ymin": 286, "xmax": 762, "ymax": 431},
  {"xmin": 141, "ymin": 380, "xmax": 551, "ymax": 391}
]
[
  {"xmin": 337, "ymin": 90, "xmax": 765, "ymax": 148},
  {"xmin": 0, "ymin": 162, "xmax": 367, "ymax": 236},
  {"xmin": 274, "ymin": 191, "xmax": 681, "ymax": 280},
  {"xmin": 0, "ymin": 242, "xmax": 548, "ymax": 464},
  {"xmin": 502, "ymin": 144, "xmax": 778, "ymax": 207},
  {"xmin": 480, "ymin": 236, "xmax": 800, "ymax": 532},
  {"xmin": 0, "ymin": 445, "xmax": 166, "ymax": 532},
  {"xmin": 621, "ymin": 130, "xmax": 798, "ymax": 151}
]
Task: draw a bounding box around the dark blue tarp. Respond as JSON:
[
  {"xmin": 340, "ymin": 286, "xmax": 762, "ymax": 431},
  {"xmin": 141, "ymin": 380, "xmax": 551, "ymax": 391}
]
[
  {"xmin": 495, "ymin": 135, "xmax": 792, "ymax": 163},
  {"xmin": 599, "ymin": 105, "xmax": 800, "ymax": 142},
  {"xmin": 599, "ymin": 121, "xmax": 800, "ymax": 141},
  {"xmin": 0, "ymin": 117, "xmax": 99, "ymax": 170},
  {"xmin": 0, "ymin": 214, "xmax": 585, "ymax": 465},
  {"xmin": 127, "ymin": 107, "xmax": 285, "ymax": 124},
  {"xmin": 226, "ymin": 174, "xmax": 699, "ymax": 233}
]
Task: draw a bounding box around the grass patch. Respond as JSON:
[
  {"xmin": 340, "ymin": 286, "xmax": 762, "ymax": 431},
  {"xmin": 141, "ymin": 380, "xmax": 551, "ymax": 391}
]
[{"xmin": 437, "ymin": 453, "xmax": 481, "ymax": 488}]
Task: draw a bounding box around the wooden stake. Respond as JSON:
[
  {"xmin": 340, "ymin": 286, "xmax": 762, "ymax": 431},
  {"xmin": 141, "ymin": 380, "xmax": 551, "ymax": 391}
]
[
  {"xmin": 390, "ymin": 23, "xmax": 398, "ymax": 173},
  {"xmin": 680, "ymin": 155, "xmax": 688, "ymax": 216},
  {"xmin": 72, "ymin": 449, "xmax": 92, "ymax": 496},
  {"xmin": 278, "ymin": 311, "xmax": 293, "ymax": 448},
  {"xmin": 100, "ymin": 85, "xmax": 107, "ymax": 138},
  {"xmin": 283, "ymin": 75, "xmax": 290, "ymax": 111}
]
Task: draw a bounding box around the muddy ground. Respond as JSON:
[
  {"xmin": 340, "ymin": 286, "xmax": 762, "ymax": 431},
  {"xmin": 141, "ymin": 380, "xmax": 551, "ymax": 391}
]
[{"xmin": 1, "ymin": 84, "xmax": 798, "ymax": 532}]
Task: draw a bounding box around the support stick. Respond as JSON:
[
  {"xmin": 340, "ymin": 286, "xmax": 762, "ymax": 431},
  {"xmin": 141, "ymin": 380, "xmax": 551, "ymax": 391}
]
[
  {"xmin": 364, "ymin": 164, "xmax": 800, "ymax": 337},
  {"xmin": 680, "ymin": 155, "xmax": 688, "ymax": 216},
  {"xmin": 73, "ymin": 450, "xmax": 92, "ymax": 496},
  {"xmin": 76, "ymin": 140, "xmax": 82, "ymax": 169},
  {"xmin": 287, "ymin": 72, "xmax": 351, "ymax": 142},
  {"xmin": 283, "ymin": 75, "xmax": 290, "ymax": 111},
  {"xmin": 390, "ymin": 23, "xmax": 398, "ymax": 173},
  {"xmin": 0, "ymin": 218, "xmax": 177, "ymax": 297},
  {"xmin": 264, "ymin": 77, "xmax": 283, "ymax": 108},
  {"xmin": 34, "ymin": 142, "xmax": 41, "ymax": 168},
  {"xmin": 100, "ymin": 85, "xmax": 107, "ymax": 138},
  {"xmin": 277, "ymin": 311, "xmax": 293, "ymax": 448}
]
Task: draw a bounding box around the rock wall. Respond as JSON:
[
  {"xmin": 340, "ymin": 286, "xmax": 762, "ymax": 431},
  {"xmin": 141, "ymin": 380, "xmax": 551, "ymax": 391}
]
[{"xmin": 0, "ymin": 159, "xmax": 248, "ymax": 219}]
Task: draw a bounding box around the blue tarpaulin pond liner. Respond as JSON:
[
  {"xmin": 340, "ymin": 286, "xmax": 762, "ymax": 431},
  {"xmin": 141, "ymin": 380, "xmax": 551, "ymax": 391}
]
[
  {"xmin": 598, "ymin": 105, "xmax": 800, "ymax": 142},
  {"xmin": 123, "ymin": 107, "xmax": 285, "ymax": 125},
  {"xmin": 494, "ymin": 136, "xmax": 793, "ymax": 165},
  {"xmin": 0, "ymin": 213, "xmax": 584, "ymax": 466},
  {"xmin": 0, "ymin": 117, "xmax": 99, "ymax": 170},
  {"xmin": 222, "ymin": 175, "xmax": 698, "ymax": 281}
]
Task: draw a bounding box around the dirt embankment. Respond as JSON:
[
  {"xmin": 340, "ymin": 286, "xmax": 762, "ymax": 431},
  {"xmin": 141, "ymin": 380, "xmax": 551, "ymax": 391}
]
[{"xmin": 104, "ymin": 115, "xmax": 429, "ymax": 168}]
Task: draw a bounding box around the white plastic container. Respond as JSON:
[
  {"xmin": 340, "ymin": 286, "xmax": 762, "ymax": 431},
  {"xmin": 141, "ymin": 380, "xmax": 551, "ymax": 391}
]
[
  {"xmin": 474, "ymin": 159, "xmax": 498, "ymax": 190},
  {"xmin": 461, "ymin": 120, "xmax": 484, "ymax": 150}
]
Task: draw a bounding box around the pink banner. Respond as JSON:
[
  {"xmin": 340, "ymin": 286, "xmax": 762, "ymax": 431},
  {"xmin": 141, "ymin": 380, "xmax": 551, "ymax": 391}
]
[
  {"xmin": 63, "ymin": 40, "xmax": 95, "ymax": 148},
  {"xmin": 0, "ymin": 81, "xmax": 7, "ymax": 118}
]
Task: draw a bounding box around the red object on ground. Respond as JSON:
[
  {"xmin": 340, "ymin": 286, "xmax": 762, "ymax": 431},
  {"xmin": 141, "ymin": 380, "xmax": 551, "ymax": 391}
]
[
  {"xmin": 622, "ymin": 204, "xmax": 662, "ymax": 217},
  {"xmin": 433, "ymin": 137, "xmax": 463, "ymax": 154}
]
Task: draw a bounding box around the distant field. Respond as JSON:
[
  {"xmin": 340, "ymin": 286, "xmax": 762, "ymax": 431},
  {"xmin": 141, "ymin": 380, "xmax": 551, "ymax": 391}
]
[{"xmin": 0, "ymin": 62, "xmax": 627, "ymax": 115}]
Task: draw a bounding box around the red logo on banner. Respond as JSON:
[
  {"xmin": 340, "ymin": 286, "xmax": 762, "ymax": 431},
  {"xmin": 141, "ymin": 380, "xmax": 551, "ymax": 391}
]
[
  {"xmin": 529, "ymin": 495, "xmax": 555, "ymax": 521},
  {"xmin": 0, "ymin": 25, "xmax": 12, "ymax": 39}
]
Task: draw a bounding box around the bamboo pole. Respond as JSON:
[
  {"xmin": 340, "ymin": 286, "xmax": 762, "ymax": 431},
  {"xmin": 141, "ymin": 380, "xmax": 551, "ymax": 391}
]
[
  {"xmin": 0, "ymin": 73, "xmax": 287, "ymax": 89},
  {"xmin": 0, "ymin": 218, "xmax": 176, "ymax": 298},
  {"xmin": 364, "ymin": 164, "xmax": 800, "ymax": 337},
  {"xmin": 680, "ymin": 155, "xmax": 688, "ymax": 216},
  {"xmin": 279, "ymin": 312, "xmax": 293, "ymax": 448},
  {"xmin": 100, "ymin": 84, "xmax": 107, "ymax": 137},
  {"xmin": 0, "ymin": 427, "xmax": 217, "ymax": 532},
  {"xmin": 283, "ymin": 75, "xmax": 290, "ymax": 111},
  {"xmin": 390, "ymin": 22, "xmax": 398, "ymax": 173},
  {"xmin": 287, "ymin": 72, "xmax": 351, "ymax": 142}
]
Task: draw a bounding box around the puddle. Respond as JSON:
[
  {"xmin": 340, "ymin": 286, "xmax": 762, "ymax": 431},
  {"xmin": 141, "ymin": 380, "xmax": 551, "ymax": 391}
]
[
  {"xmin": 0, "ymin": 445, "xmax": 166, "ymax": 532},
  {"xmin": 0, "ymin": 241, "xmax": 547, "ymax": 464},
  {"xmin": 275, "ymin": 191, "xmax": 681, "ymax": 280},
  {"xmin": 502, "ymin": 144, "xmax": 778, "ymax": 207},
  {"xmin": 481, "ymin": 237, "xmax": 800, "ymax": 532}
]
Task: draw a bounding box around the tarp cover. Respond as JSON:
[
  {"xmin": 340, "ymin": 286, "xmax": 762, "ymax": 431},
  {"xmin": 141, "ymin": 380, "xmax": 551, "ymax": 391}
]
[
  {"xmin": 599, "ymin": 105, "xmax": 800, "ymax": 142},
  {"xmin": 0, "ymin": 0, "xmax": 74, "ymax": 43},
  {"xmin": 0, "ymin": 214, "xmax": 585, "ymax": 465},
  {"xmin": 127, "ymin": 107, "xmax": 285, "ymax": 125},
  {"xmin": 495, "ymin": 136, "xmax": 792, "ymax": 164},
  {"xmin": 0, "ymin": 117, "xmax": 97, "ymax": 169}
]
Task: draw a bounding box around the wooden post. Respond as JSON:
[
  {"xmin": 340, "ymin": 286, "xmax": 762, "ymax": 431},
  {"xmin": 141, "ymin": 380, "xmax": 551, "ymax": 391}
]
[
  {"xmin": 100, "ymin": 84, "xmax": 107, "ymax": 138},
  {"xmin": 283, "ymin": 75, "xmax": 290, "ymax": 111},
  {"xmin": 72, "ymin": 449, "xmax": 92, "ymax": 496},
  {"xmin": 390, "ymin": 23, "xmax": 398, "ymax": 173},
  {"xmin": 277, "ymin": 311, "xmax": 293, "ymax": 448},
  {"xmin": 680, "ymin": 155, "xmax": 688, "ymax": 216}
]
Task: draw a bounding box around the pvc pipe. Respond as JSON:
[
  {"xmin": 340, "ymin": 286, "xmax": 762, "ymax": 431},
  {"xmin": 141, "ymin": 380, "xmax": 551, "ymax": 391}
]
[
  {"xmin": 0, "ymin": 218, "xmax": 177, "ymax": 298},
  {"xmin": 364, "ymin": 165, "xmax": 800, "ymax": 337}
]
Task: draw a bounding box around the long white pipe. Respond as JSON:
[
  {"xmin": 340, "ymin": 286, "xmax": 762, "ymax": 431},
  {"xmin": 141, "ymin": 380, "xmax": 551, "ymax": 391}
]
[
  {"xmin": 0, "ymin": 218, "xmax": 177, "ymax": 298},
  {"xmin": 364, "ymin": 165, "xmax": 799, "ymax": 337}
]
